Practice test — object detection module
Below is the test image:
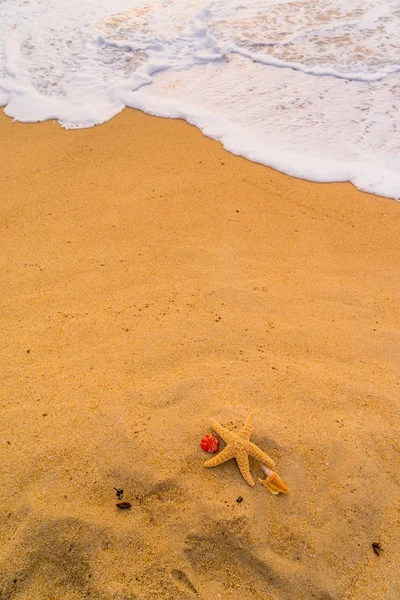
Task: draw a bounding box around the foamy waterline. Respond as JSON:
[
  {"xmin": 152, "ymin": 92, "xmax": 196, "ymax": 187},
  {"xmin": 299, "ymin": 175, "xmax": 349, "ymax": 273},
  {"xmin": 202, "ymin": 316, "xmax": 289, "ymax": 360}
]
[{"xmin": 1, "ymin": 0, "xmax": 399, "ymax": 200}]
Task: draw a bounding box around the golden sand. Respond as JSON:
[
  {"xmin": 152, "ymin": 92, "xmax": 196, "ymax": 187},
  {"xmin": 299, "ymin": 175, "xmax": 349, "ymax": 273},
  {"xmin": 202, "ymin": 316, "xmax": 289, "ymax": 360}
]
[{"xmin": 1, "ymin": 109, "xmax": 399, "ymax": 599}]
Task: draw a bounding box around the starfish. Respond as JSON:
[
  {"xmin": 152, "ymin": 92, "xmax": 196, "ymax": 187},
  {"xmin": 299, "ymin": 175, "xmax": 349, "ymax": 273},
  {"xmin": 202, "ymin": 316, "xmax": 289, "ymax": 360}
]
[{"xmin": 204, "ymin": 413, "xmax": 275, "ymax": 486}]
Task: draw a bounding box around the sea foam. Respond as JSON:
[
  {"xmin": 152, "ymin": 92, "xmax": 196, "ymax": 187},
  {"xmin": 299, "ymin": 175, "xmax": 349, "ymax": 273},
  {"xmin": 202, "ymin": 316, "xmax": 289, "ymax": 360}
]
[{"xmin": 1, "ymin": 0, "xmax": 399, "ymax": 200}]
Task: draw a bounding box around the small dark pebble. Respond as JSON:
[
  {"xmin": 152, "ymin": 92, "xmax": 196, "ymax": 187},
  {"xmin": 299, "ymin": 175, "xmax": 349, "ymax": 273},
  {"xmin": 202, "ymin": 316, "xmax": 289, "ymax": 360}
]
[
  {"xmin": 26, "ymin": 349, "xmax": 30, "ymax": 354},
  {"xmin": 236, "ymin": 496, "xmax": 243, "ymax": 503},
  {"xmin": 372, "ymin": 542, "xmax": 383, "ymax": 556},
  {"xmin": 116, "ymin": 502, "xmax": 131, "ymax": 510}
]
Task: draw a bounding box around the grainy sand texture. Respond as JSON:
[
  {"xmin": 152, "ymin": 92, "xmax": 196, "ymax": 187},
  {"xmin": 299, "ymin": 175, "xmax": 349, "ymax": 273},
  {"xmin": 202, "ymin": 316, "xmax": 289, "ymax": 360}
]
[{"xmin": 1, "ymin": 109, "xmax": 399, "ymax": 600}]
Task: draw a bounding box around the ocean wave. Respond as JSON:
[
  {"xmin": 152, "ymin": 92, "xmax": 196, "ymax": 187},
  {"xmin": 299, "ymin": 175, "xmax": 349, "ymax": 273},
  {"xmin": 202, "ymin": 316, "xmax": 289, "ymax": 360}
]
[{"xmin": 0, "ymin": 0, "xmax": 399, "ymax": 199}]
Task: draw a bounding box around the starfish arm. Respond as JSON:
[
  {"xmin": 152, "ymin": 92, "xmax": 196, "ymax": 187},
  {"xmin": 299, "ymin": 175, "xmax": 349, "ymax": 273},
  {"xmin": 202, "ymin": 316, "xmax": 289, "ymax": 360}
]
[
  {"xmin": 210, "ymin": 419, "xmax": 234, "ymax": 443},
  {"xmin": 204, "ymin": 444, "xmax": 236, "ymax": 467},
  {"xmin": 238, "ymin": 413, "xmax": 254, "ymax": 441},
  {"xmin": 235, "ymin": 450, "xmax": 255, "ymax": 486},
  {"xmin": 247, "ymin": 442, "xmax": 275, "ymax": 468}
]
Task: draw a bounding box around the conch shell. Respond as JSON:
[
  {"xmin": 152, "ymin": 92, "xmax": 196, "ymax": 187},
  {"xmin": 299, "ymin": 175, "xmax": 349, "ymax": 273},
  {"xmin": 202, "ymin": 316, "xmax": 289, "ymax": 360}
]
[{"xmin": 258, "ymin": 464, "xmax": 289, "ymax": 495}]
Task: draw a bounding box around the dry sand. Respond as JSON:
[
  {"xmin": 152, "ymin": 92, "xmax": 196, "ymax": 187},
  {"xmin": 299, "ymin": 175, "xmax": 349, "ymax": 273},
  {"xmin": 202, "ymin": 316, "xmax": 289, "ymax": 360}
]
[{"xmin": 1, "ymin": 108, "xmax": 399, "ymax": 600}]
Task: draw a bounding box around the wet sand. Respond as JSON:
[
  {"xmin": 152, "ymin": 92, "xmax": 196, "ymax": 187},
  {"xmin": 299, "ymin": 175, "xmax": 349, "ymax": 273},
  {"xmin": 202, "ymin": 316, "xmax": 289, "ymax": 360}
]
[{"xmin": 1, "ymin": 108, "xmax": 399, "ymax": 600}]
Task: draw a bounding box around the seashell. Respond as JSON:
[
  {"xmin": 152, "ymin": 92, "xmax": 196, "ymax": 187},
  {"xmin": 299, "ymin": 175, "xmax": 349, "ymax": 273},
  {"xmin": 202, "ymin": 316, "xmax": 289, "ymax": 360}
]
[
  {"xmin": 200, "ymin": 434, "xmax": 220, "ymax": 453},
  {"xmin": 258, "ymin": 464, "xmax": 289, "ymax": 495}
]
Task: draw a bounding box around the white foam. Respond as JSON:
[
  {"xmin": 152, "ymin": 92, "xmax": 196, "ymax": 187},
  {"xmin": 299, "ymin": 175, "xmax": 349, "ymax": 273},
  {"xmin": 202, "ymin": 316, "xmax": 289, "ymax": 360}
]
[
  {"xmin": 122, "ymin": 57, "xmax": 400, "ymax": 199},
  {"xmin": 0, "ymin": 0, "xmax": 399, "ymax": 199}
]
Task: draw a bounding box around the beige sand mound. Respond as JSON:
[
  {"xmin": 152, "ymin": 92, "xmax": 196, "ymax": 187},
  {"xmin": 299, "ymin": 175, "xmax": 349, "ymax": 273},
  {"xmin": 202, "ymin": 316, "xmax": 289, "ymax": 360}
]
[{"xmin": 1, "ymin": 109, "xmax": 399, "ymax": 600}]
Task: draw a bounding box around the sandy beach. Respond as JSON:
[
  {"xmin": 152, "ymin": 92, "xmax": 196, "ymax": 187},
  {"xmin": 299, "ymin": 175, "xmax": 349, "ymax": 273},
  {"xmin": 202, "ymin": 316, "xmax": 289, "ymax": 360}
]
[{"xmin": 1, "ymin": 108, "xmax": 399, "ymax": 599}]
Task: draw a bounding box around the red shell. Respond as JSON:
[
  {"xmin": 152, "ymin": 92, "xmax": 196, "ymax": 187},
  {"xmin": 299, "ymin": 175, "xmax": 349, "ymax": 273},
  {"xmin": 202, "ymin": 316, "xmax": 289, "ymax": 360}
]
[{"xmin": 200, "ymin": 434, "xmax": 219, "ymax": 453}]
